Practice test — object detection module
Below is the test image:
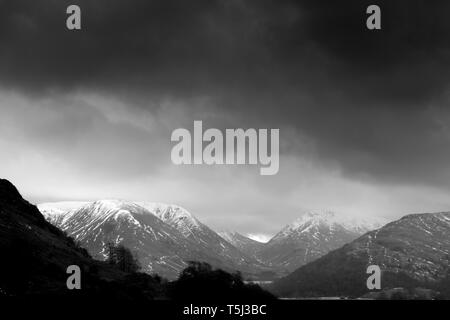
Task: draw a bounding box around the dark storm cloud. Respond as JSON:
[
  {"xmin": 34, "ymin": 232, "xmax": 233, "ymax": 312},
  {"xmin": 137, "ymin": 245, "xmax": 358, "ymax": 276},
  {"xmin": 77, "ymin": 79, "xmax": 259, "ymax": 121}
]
[
  {"xmin": 0, "ymin": 0, "xmax": 278, "ymax": 94},
  {"xmin": 2, "ymin": 0, "xmax": 449, "ymax": 98},
  {"xmin": 2, "ymin": 0, "xmax": 450, "ymax": 188}
]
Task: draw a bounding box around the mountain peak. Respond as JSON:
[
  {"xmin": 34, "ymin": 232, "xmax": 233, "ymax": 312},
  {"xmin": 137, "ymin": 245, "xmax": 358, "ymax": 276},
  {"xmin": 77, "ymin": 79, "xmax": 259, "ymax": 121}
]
[
  {"xmin": 258, "ymin": 211, "xmax": 387, "ymax": 272},
  {"xmin": 89, "ymin": 199, "xmax": 137, "ymax": 212},
  {"xmin": 137, "ymin": 202, "xmax": 201, "ymax": 236},
  {"xmin": 289, "ymin": 211, "xmax": 334, "ymax": 227},
  {"xmin": 283, "ymin": 211, "xmax": 385, "ymax": 236}
]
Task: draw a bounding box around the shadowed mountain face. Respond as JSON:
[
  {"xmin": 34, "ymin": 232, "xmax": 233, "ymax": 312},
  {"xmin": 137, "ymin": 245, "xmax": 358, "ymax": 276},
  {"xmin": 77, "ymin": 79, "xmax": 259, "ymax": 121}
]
[
  {"xmin": 270, "ymin": 212, "xmax": 450, "ymax": 298},
  {"xmin": 0, "ymin": 179, "xmax": 163, "ymax": 299},
  {"xmin": 257, "ymin": 212, "xmax": 384, "ymax": 273},
  {"xmin": 39, "ymin": 201, "xmax": 267, "ymax": 279}
]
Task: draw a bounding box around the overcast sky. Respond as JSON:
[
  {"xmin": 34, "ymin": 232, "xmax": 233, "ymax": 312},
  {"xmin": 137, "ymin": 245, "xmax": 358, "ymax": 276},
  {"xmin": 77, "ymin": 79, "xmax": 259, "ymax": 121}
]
[{"xmin": 2, "ymin": 0, "xmax": 450, "ymax": 238}]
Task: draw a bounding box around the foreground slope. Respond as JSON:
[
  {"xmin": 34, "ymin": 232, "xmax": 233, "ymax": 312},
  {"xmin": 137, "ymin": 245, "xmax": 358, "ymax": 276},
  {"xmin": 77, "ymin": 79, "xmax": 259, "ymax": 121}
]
[
  {"xmin": 271, "ymin": 212, "xmax": 450, "ymax": 298},
  {"xmin": 0, "ymin": 179, "xmax": 162, "ymax": 299}
]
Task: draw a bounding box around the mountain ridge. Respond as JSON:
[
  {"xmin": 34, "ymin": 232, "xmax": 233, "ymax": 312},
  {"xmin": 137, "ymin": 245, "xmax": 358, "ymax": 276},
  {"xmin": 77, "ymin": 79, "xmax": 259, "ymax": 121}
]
[
  {"xmin": 39, "ymin": 200, "xmax": 267, "ymax": 279},
  {"xmin": 39, "ymin": 202, "xmax": 388, "ymax": 277},
  {"xmin": 270, "ymin": 211, "xmax": 450, "ymax": 298}
]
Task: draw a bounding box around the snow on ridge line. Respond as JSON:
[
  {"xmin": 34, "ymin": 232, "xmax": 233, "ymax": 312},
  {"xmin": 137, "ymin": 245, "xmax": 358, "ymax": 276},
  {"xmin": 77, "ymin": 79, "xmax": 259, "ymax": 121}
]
[
  {"xmin": 38, "ymin": 200, "xmax": 201, "ymax": 230},
  {"xmin": 276, "ymin": 211, "xmax": 388, "ymax": 239},
  {"xmin": 38, "ymin": 201, "xmax": 88, "ymax": 210},
  {"xmin": 39, "ymin": 200, "xmax": 189, "ymax": 216},
  {"xmin": 38, "ymin": 201, "xmax": 88, "ymax": 217},
  {"xmin": 38, "ymin": 202, "xmax": 390, "ymax": 240}
]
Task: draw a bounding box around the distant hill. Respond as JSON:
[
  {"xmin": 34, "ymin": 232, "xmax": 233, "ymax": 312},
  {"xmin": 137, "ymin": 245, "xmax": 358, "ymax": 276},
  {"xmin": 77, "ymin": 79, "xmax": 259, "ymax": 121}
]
[{"xmin": 270, "ymin": 212, "xmax": 450, "ymax": 298}]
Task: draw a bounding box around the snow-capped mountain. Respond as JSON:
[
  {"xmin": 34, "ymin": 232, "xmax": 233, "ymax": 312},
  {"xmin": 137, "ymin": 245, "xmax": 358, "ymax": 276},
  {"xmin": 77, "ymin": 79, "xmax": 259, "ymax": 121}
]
[
  {"xmin": 219, "ymin": 231, "xmax": 265, "ymax": 259},
  {"xmin": 136, "ymin": 202, "xmax": 268, "ymax": 274},
  {"xmin": 38, "ymin": 200, "xmax": 266, "ymax": 279},
  {"xmin": 271, "ymin": 212, "xmax": 450, "ymax": 298},
  {"xmin": 39, "ymin": 202, "xmax": 387, "ymax": 278},
  {"xmin": 258, "ymin": 211, "xmax": 386, "ymax": 273}
]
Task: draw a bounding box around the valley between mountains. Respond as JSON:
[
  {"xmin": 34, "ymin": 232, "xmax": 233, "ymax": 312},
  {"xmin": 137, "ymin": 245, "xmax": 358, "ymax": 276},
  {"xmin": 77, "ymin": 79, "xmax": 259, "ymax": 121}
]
[
  {"xmin": 1, "ymin": 178, "xmax": 449, "ymax": 299},
  {"xmin": 38, "ymin": 200, "xmax": 385, "ymax": 280},
  {"xmin": 38, "ymin": 199, "xmax": 450, "ymax": 298}
]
